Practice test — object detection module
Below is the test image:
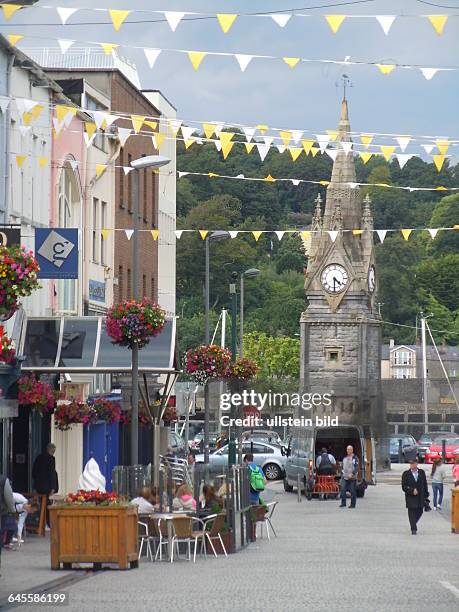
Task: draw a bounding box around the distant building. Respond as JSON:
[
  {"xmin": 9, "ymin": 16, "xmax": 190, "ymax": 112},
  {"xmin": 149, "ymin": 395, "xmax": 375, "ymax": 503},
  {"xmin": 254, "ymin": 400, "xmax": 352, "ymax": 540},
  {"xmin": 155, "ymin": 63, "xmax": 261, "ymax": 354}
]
[{"xmin": 381, "ymin": 340, "xmax": 459, "ymax": 380}]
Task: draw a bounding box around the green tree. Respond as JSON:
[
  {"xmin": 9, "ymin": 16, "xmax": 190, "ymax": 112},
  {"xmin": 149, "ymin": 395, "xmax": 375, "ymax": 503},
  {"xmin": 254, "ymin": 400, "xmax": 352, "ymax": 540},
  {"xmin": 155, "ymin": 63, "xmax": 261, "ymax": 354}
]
[
  {"xmin": 243, "ymin": 332, "xmax": 300, "ymax": 392},
  {"xmin": 415, "ymin": 254, "xmax": 459, "ymax": 311}
]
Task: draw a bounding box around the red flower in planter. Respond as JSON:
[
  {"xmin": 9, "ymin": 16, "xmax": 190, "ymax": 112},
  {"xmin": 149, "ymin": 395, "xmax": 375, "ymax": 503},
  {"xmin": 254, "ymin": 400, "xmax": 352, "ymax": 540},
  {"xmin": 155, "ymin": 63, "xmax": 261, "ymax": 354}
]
[{"xmin": 184, "ymin": 344, "xmax": 232, "ymax": 385}]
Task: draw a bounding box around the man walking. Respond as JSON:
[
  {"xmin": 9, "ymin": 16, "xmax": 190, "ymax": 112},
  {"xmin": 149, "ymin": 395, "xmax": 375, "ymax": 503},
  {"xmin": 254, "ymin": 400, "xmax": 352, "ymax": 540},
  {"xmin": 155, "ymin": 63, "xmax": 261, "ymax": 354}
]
[
  {"xmin": 32, "ymin": 443, "xmax": 58, "ymax": 527},
  {"xmin": 316, "ymin": 447, "xmax": 336, "ymax": 476},
  {"xmin": 402, "ymin": 458, "xmax": 430, "ymax": 535},
  {"xmin": 339, "ymin": 445, "xmax": 359, "ymax": 508}
]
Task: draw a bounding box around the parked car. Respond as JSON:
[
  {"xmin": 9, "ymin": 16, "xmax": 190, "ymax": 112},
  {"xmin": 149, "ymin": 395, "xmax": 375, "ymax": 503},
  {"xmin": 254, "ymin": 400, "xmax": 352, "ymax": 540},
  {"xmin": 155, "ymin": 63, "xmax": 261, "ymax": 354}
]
[
  {"xmin": 190, "ymin": 431, "xmax": 218, "ymax": 452},
  {"xmin": 241, "ymin": 430, "xmax": 282, "ymax": 445},
  {"xmin": 425, "ymin": 436, "xmax": 459, "ymax": 464},
  {"xmin": 389, "ymin": 435, "xmax": 418, "ymax": 463},
  {"xmin": 416, "ymin": 432, "xmax": 456, "ymax": 462},
  {"xmin": 195, "ymin": 441, "xmax": 286, "ymax": 480},
  {"xmin": 168, "ymin": 431, "xmax": 187, "ymax": 458}
]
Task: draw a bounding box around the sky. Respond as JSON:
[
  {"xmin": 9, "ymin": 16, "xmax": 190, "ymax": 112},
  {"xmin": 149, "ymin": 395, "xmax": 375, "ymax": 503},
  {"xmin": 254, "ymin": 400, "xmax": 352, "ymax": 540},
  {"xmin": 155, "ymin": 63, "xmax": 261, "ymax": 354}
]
[{"xmin": 4, "ymin": 0, "xmax": 459, "ymax": 145}]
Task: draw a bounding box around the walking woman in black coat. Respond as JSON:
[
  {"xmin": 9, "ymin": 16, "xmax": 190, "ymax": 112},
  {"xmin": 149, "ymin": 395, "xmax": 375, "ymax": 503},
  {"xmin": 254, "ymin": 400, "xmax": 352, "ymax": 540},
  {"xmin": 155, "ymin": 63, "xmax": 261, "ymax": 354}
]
[{"xmin": 401, "ymin": 458, "xmax": 430, "ymax": 534}]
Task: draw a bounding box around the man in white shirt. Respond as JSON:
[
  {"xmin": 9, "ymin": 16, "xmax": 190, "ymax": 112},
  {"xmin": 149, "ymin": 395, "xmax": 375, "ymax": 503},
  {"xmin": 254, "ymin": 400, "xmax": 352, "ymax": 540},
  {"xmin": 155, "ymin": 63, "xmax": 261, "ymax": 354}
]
[{"xmin": 131, "ymin": 487, "xmax": 155, "ymax": 514}]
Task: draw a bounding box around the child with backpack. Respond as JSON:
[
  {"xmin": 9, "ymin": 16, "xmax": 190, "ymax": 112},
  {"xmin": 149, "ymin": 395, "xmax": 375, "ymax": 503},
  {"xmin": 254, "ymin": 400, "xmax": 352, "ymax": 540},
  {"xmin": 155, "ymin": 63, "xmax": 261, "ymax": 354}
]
[{"xmin": 244, "ymin": 454, "xmax": 266, "ymax": 505}]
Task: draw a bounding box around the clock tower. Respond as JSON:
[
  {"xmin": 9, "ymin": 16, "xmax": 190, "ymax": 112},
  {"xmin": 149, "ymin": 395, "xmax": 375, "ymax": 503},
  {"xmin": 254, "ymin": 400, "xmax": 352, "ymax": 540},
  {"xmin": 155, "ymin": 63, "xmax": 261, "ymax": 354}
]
[{"xmin": 300, "ymin": 96, "xmax": 386, "ymax": 459}]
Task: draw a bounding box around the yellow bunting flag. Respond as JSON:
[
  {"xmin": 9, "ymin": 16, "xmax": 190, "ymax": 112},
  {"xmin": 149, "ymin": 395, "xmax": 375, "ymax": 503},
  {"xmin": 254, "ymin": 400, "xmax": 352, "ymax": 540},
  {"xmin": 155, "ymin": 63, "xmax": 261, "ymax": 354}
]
[
  {"xmin": 216, "ymin": 14, "xmax": 237, "ymax": 33},
  {"xmin": 151, "ymin": 230, "xmax": 159, "ymax": 241},
  {"xmin": 279, "ymin": 131, "xmax": 292, "ymax": 147},
  {"xmin": 38, "ymin": 156, "xmax": 49, "ymax": 168},
  {"xmin": 208, "ymin": 172, "xmax": 218, "ymax": 178},
  {"xmin": 85, "ymin": 122, "xmax": 97, "ymax": 139},
  {"xmin": 427, "ymin": 15, "xmax": 448, "ymax": 35},
  {"xmin": 283, "ymin": 57, "xmax": 300, "ymax": 69},
  {"xmin": 380, "ymin": 146, "xmax": 395, "ymax": 161},
  {"xmin": 436, "ymin": 139, "xmax": 449, "ymax": 155},
  {"xmin": 108, "ymin": 9, "xmax": 131, "ymax": 32},
  {"xmin": 289, "ymin": 147, "xmax": 302, "ymax": 162},
  {"xmin": 352, "ymin": 229, "xmax": 364, "ymax": 236},
  {"xmin": 435, "ymin": 186, "xmax": 447, "ymax": 191},
  {"xmin": 144, "ymin": 120, "xmax": 158, "ymax": 131},
  {"xmin": 15, "ymin": 155, "xmax": 26, "ymax": 168},
  {"xmin": 22, "ymin": 112, "xmax": 32, "ymax": 126},
  {"xmin": 252, "ymin": 231, "xmax": 263, "ymax": 241},
  {"xmin": 454, "ymin": 225, "xmax": 459, "ymax": 230},
  {"xmin": 219, "ymin": 132, "xmax": 235, "ymax": 147},
  {"xmin": 221, "ymin": 142, "xmax": 234, "ymax": 160},
  {"xmin": 100, "ymin": 43, "xmax": 119, "ymax": 56},
  {"xmin": 300, "ymin": 231, "xmax": 311, "ymax": 241},
  {"xmin": 56, "ymin": 105, "xmax": 77, "ymax": 124},
  {"xmin": 359, "ymin": 151, "xmax": 373, "ymax": 164},
  {"xmin": 433, "ymin": 154, "xmax": 445, "ymax": 172},
  {"xmin": 326, "ymin": 130, "xmax": 338, "ymax": 142},
  {"xmin": 257, "ymin": 125, "xmax": 269, "ymax": 135},
  {"xmin": 203, "ymin": 123, "xmax": 217, "ymax": 139},
  {"xmin": 302, "ymin": 140, "xmax": 314, "ymax": 155},
  {"xmin": 310, "ymin": 147, "xmax": 320, "ymax": 157},
  {"xmin": 96, "ymin": 164, "xmax": 107, "ymax": 177},
  {"xmin": 360, "ymin": 134, "xmax": 373, "ymax": 148},
  {"xmin": 184, "ymin": 139, "xmax": 195, "ymax": 150},
  {"xmin": 245, "ymin": 142, "xmax": 255, "ymax": 154},
  {"xmin": 153, "ymin": 133, "xmax": 166, "ymax": 149},
  {"xmin": 199, "ymin": 230, "xmax": 209, "ymax": 240},
  {"xmin": 401, "ymin": 229, "xmax": 412, "ymax": 241},
  {"xmin": 101, "ymin": 229, "xmax": 111, "ymax": 241},
  {"xmin": 30, "ymin": 104, "xmax": 43, "ymax": 120},
  {"xmin": 131, "ymin": 115, "xmax": 145, "ymax": 133},
  {"xmin": 324, "ymin": 15, "xmax": 346, "ymax": 33},
  {"xmin": 188, "ymin": 51, "xmax": 206, "ymax": 71},
  {"xmin": 2, "ymin": 4, "xmax": 23, "ymax": 20},
  {"xmin": 7, "ymin": 34, "xmax": 23, "ymax": 47},
  {"xmin": 319, "ymin": 180, "xmax": 330, "ymax": 186},
  {"xmin": 264, "ymin": 175, "xmax": 276, "ymax": 183},
  {"xmin": 376, "ymin": 63, "xmax": 396, "ymax": 75}
]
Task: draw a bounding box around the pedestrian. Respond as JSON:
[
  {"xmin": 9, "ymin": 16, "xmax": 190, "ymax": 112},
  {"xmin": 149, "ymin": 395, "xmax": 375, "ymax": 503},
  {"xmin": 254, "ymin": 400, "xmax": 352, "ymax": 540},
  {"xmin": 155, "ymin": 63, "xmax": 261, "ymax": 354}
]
[
  {"xmin": 453, "ymin": 456, "xmax": 459, "ymax": 487},
  {"xmin": 402, "ymin": 458, "xmax": 431, "ymax": 535},
  {"xmin": 11, "ymin": 493, "xmax": 36, "ymax": 545},
  {"xmin": 316, "ymin": 447, "xmax": 337, "ymax": 476},
  {"xmin": 430, "ymin": 458, "xmax": 447, "ymax": 510},
  {"xmin": 32, "ymin": 443, "xmax": 58, "ymax": 527},
  {"xmin": 339, "ymin": 445, "xmax": 359, "ymax": 508},
  {"xmin": 0, "ymin": 473, "xmax": 15, "ymax": 571},
  {"xmin": 244, "ymin": 453, "xmax": 266, "ymax": 505}
]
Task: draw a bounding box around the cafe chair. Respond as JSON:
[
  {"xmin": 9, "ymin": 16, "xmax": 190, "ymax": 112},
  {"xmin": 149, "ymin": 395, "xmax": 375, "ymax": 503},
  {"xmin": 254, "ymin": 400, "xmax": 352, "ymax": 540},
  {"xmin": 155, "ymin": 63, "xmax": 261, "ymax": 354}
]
[
  {"xmin": 257, "ymin": 501, "xmax": 278, "ymax": 541},
  {"xmin": 201, "ymin": 513, "xmax": 227, "ymax": 557},
  {"xmin": 138, "ymin": 520, "xmax": 154, "ymax": 561},
  {"xmin": 150, "ymin": 518, "xmax": 169, "ymax": 562},
  {"xmin": 171, "ymin": 516, "xmax": 206, "ymax": 563}
]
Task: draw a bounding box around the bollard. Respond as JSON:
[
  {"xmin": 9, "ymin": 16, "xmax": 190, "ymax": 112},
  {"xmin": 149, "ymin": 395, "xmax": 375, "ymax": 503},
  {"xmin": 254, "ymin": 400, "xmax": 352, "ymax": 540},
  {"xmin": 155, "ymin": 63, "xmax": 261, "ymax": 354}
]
[
  {"xmin": 398, "ymin": 439, "xmax": 403, "ymax": 463},
  {"xmin": 442, "ymin": 439, "xmax": 446, "ymax": 461},
  {"xmin": 297, "ymin": 474, "xmax": 302, "ymax": 503}
]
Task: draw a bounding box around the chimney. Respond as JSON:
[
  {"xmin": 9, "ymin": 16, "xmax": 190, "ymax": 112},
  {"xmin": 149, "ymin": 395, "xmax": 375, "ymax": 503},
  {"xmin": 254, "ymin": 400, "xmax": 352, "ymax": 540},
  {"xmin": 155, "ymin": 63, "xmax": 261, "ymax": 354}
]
[{"xmin": 389, "ymin": 339, "xmax": 394, "ymax": 349}]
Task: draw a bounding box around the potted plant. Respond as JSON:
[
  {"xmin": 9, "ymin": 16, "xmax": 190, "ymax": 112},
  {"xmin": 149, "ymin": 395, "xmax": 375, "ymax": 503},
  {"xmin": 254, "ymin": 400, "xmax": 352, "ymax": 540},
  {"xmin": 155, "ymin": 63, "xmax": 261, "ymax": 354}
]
[
  {"xmin": 90, "ymin": 397, "xmax": 122, "ymax": 424},
  {"xmin": 53, "ymin": 400, "xmax": 97, "ymax": 431},
  {"xmin": 106, "ymin": 299, "xmax": 166, "ymax": 349},
  {"xmin": 0, "ymin": 333, "xmax": 16, "ymax": 365},
  {"xmin": 225, "ymin": 358, "xmax": 259, "ymax": 381},
  {"xmin": 18, "ymin": 373, "xmax": 56, "ymax": 416},
  {"xmin": 0, "ymin": 245, "xmax": 40, "ymax": 320}
]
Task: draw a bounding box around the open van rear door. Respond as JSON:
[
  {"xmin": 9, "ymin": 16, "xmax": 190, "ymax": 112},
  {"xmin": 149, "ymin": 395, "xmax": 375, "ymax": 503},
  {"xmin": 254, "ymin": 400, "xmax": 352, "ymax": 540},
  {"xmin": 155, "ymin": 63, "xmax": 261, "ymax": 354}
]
[{"xmin": 363, "ymin": 428, "xmax": 376, "ymax": 484}]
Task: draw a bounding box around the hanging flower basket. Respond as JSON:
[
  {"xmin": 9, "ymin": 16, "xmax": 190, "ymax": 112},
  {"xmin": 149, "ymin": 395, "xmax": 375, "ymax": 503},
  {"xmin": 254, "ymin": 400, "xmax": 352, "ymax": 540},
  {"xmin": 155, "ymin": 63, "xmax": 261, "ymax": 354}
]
[
  {"xmin": 0, "ymin": 245, "xmax": 40, "ymax": 320},
  {"xmin": 18, "ymin": 374, "xmax": 56, "ymax": 416},
  {"xmin": 54, "ymin": 400, "xmax": 97, "ymax": 431},
  {"xmin": 162, "ymin": 406, "xmax": 177, "ymax": 424},
  {"xmin": 0, "ymin": 333, "xmax": 16, "ymax": 364},
  {"xmin": 185, "ymin": 344, "xmax": 232, "ymax": 385},
  {"xmin": 120, "ymin": 409, "xmax": 151, "ymax": 427},
  {"xmin": 89, "ymin": 397, "xmax": 122, "ymax": 424},
  {"xmin": 106, "ymin": 299, "xmax": 166, "ymax": 349},
  {"xmin": 225, "ymin": 358, "xmax": 259, "ymax": 381}
]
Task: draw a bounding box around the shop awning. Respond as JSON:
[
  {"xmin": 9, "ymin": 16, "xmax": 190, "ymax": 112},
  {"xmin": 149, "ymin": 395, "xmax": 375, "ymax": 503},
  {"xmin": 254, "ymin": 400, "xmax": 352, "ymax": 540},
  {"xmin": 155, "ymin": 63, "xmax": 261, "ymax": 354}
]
[{"xmin": 18, "ymin": 316, "xmax": 178, "ymax": 374}]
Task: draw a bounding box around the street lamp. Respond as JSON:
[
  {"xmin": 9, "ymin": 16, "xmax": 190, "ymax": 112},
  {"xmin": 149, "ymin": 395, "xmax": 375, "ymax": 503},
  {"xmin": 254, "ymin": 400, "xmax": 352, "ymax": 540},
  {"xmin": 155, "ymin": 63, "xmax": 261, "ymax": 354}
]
[
  {"xmin": 130, "ymin": 154, "xmax": 170, "ymax": 467},
  {"xmin": 240, "ymin": 268, "xmax": 260, "ymax": 358}
]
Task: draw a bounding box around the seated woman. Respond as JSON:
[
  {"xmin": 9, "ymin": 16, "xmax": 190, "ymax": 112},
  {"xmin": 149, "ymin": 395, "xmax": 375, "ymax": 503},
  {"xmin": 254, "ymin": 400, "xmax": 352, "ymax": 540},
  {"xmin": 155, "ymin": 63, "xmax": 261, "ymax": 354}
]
[
  {"xmin": 203, "ymin": 485, "xmax": 223, "ymax": 512},
  {"xmin": 172, "ymin": 484, "xmax": 197, "ymax": 511},
  {"xmin": 131, "ymin": 487, "xmax": 155, "ymax": 514}
]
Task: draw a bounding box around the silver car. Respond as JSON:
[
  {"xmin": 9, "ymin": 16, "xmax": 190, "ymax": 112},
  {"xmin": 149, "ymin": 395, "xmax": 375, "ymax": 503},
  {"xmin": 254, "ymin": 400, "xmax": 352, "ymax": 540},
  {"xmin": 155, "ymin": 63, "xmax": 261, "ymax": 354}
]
[{"xmin": 195, "ymin": 441, "xmax": 286, "ymax": 480}]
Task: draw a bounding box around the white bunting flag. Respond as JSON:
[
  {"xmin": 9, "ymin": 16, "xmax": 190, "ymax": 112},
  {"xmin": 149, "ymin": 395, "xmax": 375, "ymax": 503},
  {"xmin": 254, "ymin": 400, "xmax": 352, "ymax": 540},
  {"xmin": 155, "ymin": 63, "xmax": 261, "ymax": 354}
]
[
  {"xmin": 257, "ymin": 143, "xmax": 271, "ymax": 162},
  {"xmin": 164, "ymin": 11, "xmax": 186, "ymax": 32},
  {"xmin": 181, "ymin": 126, "xmax": 197, "ymax": 141},
  {"xmin": 375, "ymin": 15, "xmax": 396, "ymax": 35},
  {"xmin": 396, "ymin": 136, "xmax": 411, "ymax": 152},
  {"xmin": 316, "ymin": 134, "xmax": 330, "ymax": 153},
  {"xmin": 328, "ymin": 230, "xmax": 339, "ymax": 243},
  {"xmin": 168, "ymin": 119, "xmax": 183, "ymax": 136},
  {"xmin": 213, "ymin": 124, "xmax": 225, "ymax": 137},
  {"xmin": 348, "ymin": 182, "xmax": 359, "ymax": 189},
  {"xmin": 117, "ymin": 127, "xmax": 131, "ymax": 147},
  {"xmin": 421, "ymin": 144, "xmax": 434, "ymax": 154},
  {"xmin": 275, "ymin": 231, "xmax": 286, "ymax": 240},
  {"xmin": 178, "ymin": 171, "xmax": 189, "ymax": 178},
  {"xmin": 326, "ymin": 149, "xmax": 338, "ymax": 161},
  {"xmin": 52, "ymin": 117, "xmax": 64, "ymax": 135},
  {"xmin": 56, "ymin": 7, "xmax": 78, "ymax": 25},
  {"xmin": 428, "ymin": 228, "xmax": 439, "ymax": 239},
  {"xmin": 396, "ymin": 154, "xmax": 413, "ymax": 169},
  {"xmin": 243, "ymin": 127, "xmax": 256, "ymax": 142},
  {"xmin": 19, "ymin": 125, "xmax": 31, "ymax": 136},
  {"xmin": 90, "ymin": 110, "xmax": 107, "ymax": 130},
  {"xmin": 123, "ymin": 166, "xmax": 134, "ymax": 175},
  {"xmin": 377, "ymin": 229, "xmax": 387, "ymax": 243},
  {"xmin": 269, "ymin": 14, "xmax": 292, "ymax": 28},
  {"xmin": 144, "ymin": 49, "xmax": 161, "ymax": 69},
  {"xmin": 124, "ymin": 230, "xmax": 134, "ymax": 241},
  {"xmin": 263, "ymin": 136, "xmax": 273, "ymax": 147},
  {"xmin": 420, "ymin": 67, "xmax": 438, "ymax": 80},
  {"xmin": 291, "ymin": 179, "xmax": 301, "ymax": 186},
  {"xmin": 236, "ymin": 174, "xmax": 245, "ymax": 179},
  {"xmin": 69, "ymin": 159, "xmax": 79, "ymax": 172},
  {"xmin": 15, "ymin": 98, "xmax": 37, "ymax": 116},
  {"xmin": 229, "ymin": 231, "xmax": 239, "ymax": 239},
  {"xmin": 276, "ymin": 145, "xmax": 286, "ymax": 154},
  {"xmin": 341, "ymin": 141, "xmax": 353, "ymax": 154},
  {"xmin": 235, "ymin": 54, "xmax": 253, "ymax": 72},
  {"xmin": 83, "ymin": 132, "xmax": 95, "ymax": 148},
  {"xmin": 0, "ymin": 97, "xmax": 10, "ymax": 113},
  {"xmin": 214, "ymin": 141, "xmax": 222, "ymax": 152},
  {"xmin": 58, "ymin": 39, "xmax": 75, "ymax": 54}
]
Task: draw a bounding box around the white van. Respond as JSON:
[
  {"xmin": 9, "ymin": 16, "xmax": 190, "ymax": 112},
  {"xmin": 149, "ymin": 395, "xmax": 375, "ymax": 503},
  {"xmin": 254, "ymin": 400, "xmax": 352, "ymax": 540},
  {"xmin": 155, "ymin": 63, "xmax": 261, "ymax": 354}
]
[{"xmin": 283, "ymin": 425, "xmax": 376, "ymax": 499}]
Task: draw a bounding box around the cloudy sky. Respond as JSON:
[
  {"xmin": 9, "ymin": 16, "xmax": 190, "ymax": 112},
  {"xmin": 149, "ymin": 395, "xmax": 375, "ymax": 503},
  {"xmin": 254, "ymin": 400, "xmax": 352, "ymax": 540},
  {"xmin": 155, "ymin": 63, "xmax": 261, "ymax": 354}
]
[{"xmin": 6, "ymin": 0, "xmax": 459, "ymax": 143}]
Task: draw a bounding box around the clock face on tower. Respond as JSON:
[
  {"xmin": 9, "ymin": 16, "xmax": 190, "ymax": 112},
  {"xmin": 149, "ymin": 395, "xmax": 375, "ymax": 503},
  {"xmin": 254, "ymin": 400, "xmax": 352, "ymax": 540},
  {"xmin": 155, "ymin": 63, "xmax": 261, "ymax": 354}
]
[
  {"xmin": 368, "ymin": 265, "xmax": 376, "ymax": 293},
  {"xmin": 321, "ymin": 264, "xmax": 349, "ymax": 294}
]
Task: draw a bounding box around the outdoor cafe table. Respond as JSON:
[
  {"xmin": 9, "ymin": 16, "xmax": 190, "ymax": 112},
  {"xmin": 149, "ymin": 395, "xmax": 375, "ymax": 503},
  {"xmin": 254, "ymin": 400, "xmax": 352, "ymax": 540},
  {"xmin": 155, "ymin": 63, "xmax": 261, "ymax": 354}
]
[{"xmin": 145, "ymin": 512, "xmax": 190, "ymax": 561}]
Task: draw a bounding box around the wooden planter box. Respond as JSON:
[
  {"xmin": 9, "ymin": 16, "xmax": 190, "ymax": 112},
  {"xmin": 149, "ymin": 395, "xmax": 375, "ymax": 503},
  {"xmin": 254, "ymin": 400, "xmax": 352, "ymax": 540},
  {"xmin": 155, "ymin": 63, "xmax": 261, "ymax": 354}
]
[
  {"xmin": 49, "ymin": 505, "xmax": 138, "ymax": 570},
  {"xmin": 452, "ymin": 488, "xmax": 459, "ymax": 534}
]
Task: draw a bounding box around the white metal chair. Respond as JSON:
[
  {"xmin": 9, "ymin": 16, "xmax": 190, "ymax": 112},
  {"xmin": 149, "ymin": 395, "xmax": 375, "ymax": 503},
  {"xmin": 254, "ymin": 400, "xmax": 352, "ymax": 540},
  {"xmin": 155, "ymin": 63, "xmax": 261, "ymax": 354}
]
[
  {"xmin": 138, "ymin": 520, "xmax": 154, "ymax": 561},
  {"xmin": 257, "ymin": 501, "xmax": 278, "ymax": 540},
  {"xmin": 201, "ymin": 512, "xmax": 227, "ymax": 557},
  {"xmin": 170, "ymin": 516, "xmax": 207, "ymax": 563}
]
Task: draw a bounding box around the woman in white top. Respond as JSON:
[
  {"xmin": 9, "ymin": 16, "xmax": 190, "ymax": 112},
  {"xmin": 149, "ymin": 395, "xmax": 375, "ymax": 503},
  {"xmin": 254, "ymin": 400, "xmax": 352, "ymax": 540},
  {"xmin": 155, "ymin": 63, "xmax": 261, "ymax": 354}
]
[{"xmin": 431, "ymin": 458, "xmax": 448, "ymax": 510}]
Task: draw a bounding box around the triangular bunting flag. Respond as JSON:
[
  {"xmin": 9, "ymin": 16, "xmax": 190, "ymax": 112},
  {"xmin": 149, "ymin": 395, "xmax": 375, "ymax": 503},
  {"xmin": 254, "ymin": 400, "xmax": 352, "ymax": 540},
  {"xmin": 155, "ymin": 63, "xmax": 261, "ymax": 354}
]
[
  {"xmin": 125, "ymin": 229, "xmax": 134, "ymax": 240},
  {"xmin": 257, "ymin": 125, "xmax": 269, "ymax": 135},
  {"xmin": 291, "ymin": 179, "xmax": 301, "ymax": 186},
  {"xmin": 144, "ymin": 49, "xmax": 161, "ymax": 69},
  {"xmin": 264, "ymin": 175, "xmax": 276, "ymax": 183},
  {"xmin": 300, "ymin": 231, "xmax": 311, "ymax": 241},
  {"xmin": 420, "ymin": 67, "xmax": 438, "ymax": 80},
  {"xmin": 348, "ymin": 182, "xmax": 359, "ymax": 189},
  {"xmin": 108, "ymin": 9, "xmax": 131, "ymax": 32},
  {"xmin": 199, "ymin": 230, "xmax": 208, "ymax": 240},
  {"xmin": 0, "ymin": 97, "xmax": 10, "ymax": 114},
  {"xmin": 316, "ymin": 134, "xmax": 330, "ymax": 153},
  {"xmin": 18, "ymin": 125, "xmax": 31, "ymax": 136},
  {"xmin": 229, "ymin": 231, "xmax": 238, "ymax": 239},
  {"xmin": 276, "ymin": 145, "xmax": 286, "ymax": 154},
  {"xmin": 326, "ymin": 130, "xmax": 338, "ymax": 142},
  {"xmin": 377, "ymin": 230, "xmax": 387, "ymax": 243},
  {"xmin": 58, "ymin": 39, "xmax": 75, "ymax": 54},
  {"xmin": 245, "ymin": 142, "xmax": 255, "ymax": 154},
  {"xmin": 55, "ymin": 104, "xmax": 77, "ymax": 126},
  {"xmin": 181, "ymin": 126, "xmax": 197, "ymax": 141},
  {"xmin": 101, "ymin": 229, "xmax": 110, "ymax": 241},
  {"xmin": 263, "ymin": 136, "xmax": 273, "ymax": 148},
  {"xmin": 328, "ymin": 230, "xmax": 339, "ymax": 242},
  {"xmin": 319, "ymin": 181, "xmax": 330, "ymax": 186},
  {"xmin": 214, "ymin": 141, "xmax": 222, "ymax": 152},
  {"xmin": 257, "ymin": 143, "xmax": 271, "ymax": 162},
  {"xmin": 175, "ymin": 230, "xmax": 184, "ymax": 239},
  {"xmin": 38, "ymin": 156, "xmax": 48, "ymax": 168},
  {"xmin": 252, "ymin": 231, "xmax": 263, "ymax": 241},
  {"xmin": 243, "ymin": 127, "xmax": 256, "ymax": 142},
  {"xmin": 217, "ymin": 14, "xmax": 237, "ymax": 33},
  {"xmin": 375, "ymin": 15, "xmax": 396, "ymax": 35},
  {"xmin": 15, "ymin": 155, "xmax": 26, "ymax": 168},
  {"xmin": 131, "ymin": 115, "xmax": 145, "ymax": 133},
  {"xmin": 117, "ymin": 127, "xmax": 131, "ymax": 147},
  {"xmin": 436, "ymin": 139, "xmax": 449, "ymax": 155},
  {"xmin": 56, "ymin": 7, "xmax": 78, "ymax": 25},
  {"xmin": 184, "ymin": 139, "xmax": 196, "ymax": 150},
  {"xmin": 326, "ymin": 149, "xmax": 338, "ymax": 161},
  {"xmin": 270, "ymin": 14, "xmax": 291, "ymax": 28},
  {"xmin": 396, "ymin": 136, "xmax": 411, "ymax": 152},
  {"xmin": 96, "ymin": 164, "xmax": 107, "ymax": 178},
  {"xmin": 401, "ymin": 229, "xmax": 412, "ymax": 241},
  {"xmin": 221, "ymin": 142, "xmax": 234, "ymax": 160},
  {"xmin": 188, "ymin": 51, "xmax": 206, "ymax": 71},
  {"xmin": 352, "ymin": 229, "xmax": 363, "ymax": 236},
  {"xmin": 302, "ymin": 140, "xmax": 314, "ymax": 155},
  {"xmin": 100, "ymin": 43, "xmax": 119, "ymax": 56},
  {"xmin": 359, "ymin": 152, "xmax": 373, "ymax": 164},
  {"xmin": 283, "ymin": 57, "xmax": 300, "ymax": 69},
  {"xmin": 396, "ymin": 154, "xmax": 413, "ymax": 169},
  {"xmin": 151, "ymin": 230, "xmax": 159, "ymax": 241},
  {"xmin": 85, "ymin": 122, "xmax": 97, "ymax": 140},
  {"xmin": 7, "ymin": 34, "xmax": 23, "ymax": 47},
  {"xmin": 324, "ymin": 15, "xmax": 346, "ymax": 34},
  {"xmin": 202, "ymin": 122, "xmax": 216, "ymax": 139},
  {"xmin": 380, "ymin": 146, "xmax": 395, "ymax": 161},
  {"xmin": 123, "ymin": 167, "xmax": 134, "ymax": 175},
  {"xmin": 219, "ymin": 132, "xmax": 235, "ymax": 147},
  {"xmin": 275, "ymin": 231, "xmax": 285, "ymax": 240},
  {"xmin": 177, "ymin": 171, "xmax": 189, "ymax": 178},
  {"xmin": 376, "ymin": 63, "xmax": 396, "ymax": 75},
  {"xmin": 292, "ymin": 130, "xmax": 303, "ymax": 144},
  {"xmin": 15, "ymin": 97, "xmax": 38, "ymax": 116},
  {"xmin": 427, "ymin": 15, "xmax": 448, "ymax": 35},
  {"xmin": 433, "ymin": 154, "xmax": 445, "ymax": 172},
  {"xmin": 169, "ymin": 119, "xmax": 183, "ymax": 136},
  {"xmin": 2, "ymin": 4, "xmax": 23, "ymax": 20},
  {"xmin": 310, "ymin": 147, "xmax": 320, "ymax": 157},
  {"xmin": 360, "ymin": 134, "xmax": 373, "ymax": 148},
  {"xmin": 289, "ymin": 147, "xmax": 302, "ymax": 161},
  {"xmin": 164, "ymin": 11, "xmax": 185, "ymax": 31},
  {"xmin": 279, "ymin": 130, "xmax": 292, "ymax": 147},
  {"xmin": 340, "ymin": 142, "xmax": 353, "ymax": 154},
  {"xmin": 428, "ymin": 228, "xmax": 439, "ymax": 239},
  {"xmin": 421, "ymin": 144, "xmax": 434, "ymax": 154}
]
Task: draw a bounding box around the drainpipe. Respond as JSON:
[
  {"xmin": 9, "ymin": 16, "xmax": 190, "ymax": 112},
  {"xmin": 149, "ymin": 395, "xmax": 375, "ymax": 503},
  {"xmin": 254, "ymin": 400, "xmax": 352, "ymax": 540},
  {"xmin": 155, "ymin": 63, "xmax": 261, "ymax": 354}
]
[{"xmin": 3, "ymin": 51, "xmax": 14, "ymax": 224}]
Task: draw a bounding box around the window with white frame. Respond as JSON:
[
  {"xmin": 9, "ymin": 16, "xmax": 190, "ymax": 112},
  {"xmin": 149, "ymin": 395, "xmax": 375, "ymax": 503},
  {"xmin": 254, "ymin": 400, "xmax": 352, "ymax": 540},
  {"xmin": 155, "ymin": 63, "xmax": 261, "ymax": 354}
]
[
  {"xmin": 57, "ymin": 163, "xmax": 80, "ymax": 313},
  {"xmin": 393, "ymin": 350, "xmax": 414, "ymax": 366},
  {"xmin": 101, "ymin": 201, "xmax": 107, "ymax": 265},
  {"xmin": 393, "ymin": 368, "xmax": 413, "ymax": 379},
  {"xmin": 92, "ymin": 197, "xmax": 99, "ymax": 263}
]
